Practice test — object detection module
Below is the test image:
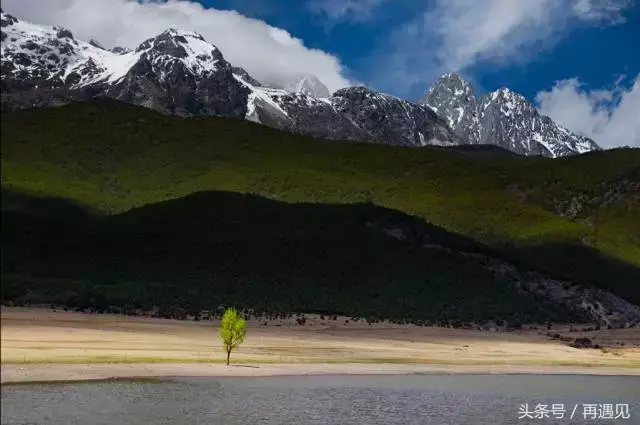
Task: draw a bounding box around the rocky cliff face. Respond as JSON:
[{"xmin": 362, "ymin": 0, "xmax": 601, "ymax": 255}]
[
  {"xmin": 422, "ymin": 73, "xmax": 600, "ymax": 157},
  {"xmin": 234, "ymin": 73, "xmax": 460, "ymax": 147}
]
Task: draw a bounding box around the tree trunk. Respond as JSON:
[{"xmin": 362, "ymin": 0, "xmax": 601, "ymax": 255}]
[{"xmin": 226, "ymin": 348, "xmax": 231, "ymax": 366}]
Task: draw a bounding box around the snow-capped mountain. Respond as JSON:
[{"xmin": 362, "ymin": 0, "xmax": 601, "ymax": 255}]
[
  {"xmin": 1, "ymin": 10, "xmax": 249, "ymax": 116},
  {"xmin": 421, "ymin": 73, "xmax": 599, "ymax": 157},
  {"xmin": 1, "ymin": 10, "xmax": 598, "ymax": 156},
  {"xmin": 233, "ymin": 71, "xmax": 457, "ymax": 146},
  {"xmin": 1, "ymin": 10, "xmax": 458, "ymax": 148},
  {"xmin": 97, "ymin": 28, "xmax": 250, "ymax": 117},
  {"xmin": 284, "ymin": 74, "xmax": 330, "ymax": 98}
]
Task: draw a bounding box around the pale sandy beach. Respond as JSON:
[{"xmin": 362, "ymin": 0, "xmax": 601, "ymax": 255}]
[
  {"xmin": 2, "ymin": 307, "xmax": 639, "ymax": 383},
  {"xmin": 4, "ymin": 362, "xmax": 640, "ymax": 384}
]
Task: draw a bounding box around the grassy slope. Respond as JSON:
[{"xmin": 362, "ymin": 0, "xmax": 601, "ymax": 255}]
[{"xmin": 1, "ymin": 100, "xmax": 639, "ymax": 301}]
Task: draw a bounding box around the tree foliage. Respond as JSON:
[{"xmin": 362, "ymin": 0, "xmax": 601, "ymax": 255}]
[{"xmin": 220, "ymin": 307, "xmax": 247, "ymax": 365}]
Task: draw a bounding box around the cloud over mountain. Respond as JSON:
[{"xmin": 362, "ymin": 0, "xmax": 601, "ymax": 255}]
[
  {"xmin": 536, "ymin": 75, "xmax": 640, "ymax": 148},
  {"xmin": 0, "ymin": 0, "xmax": 352, "ymax": 92},
  {"xmin": 368, "ymin": 0, "xmax": 633, "ymax": 97}
]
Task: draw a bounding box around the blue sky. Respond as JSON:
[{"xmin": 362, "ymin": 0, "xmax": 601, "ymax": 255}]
[
  {"xmin": 4, "ymin": 0, "xmax": 639, "ymax": 147},
  {"xmin": 204, "ymin": 0, "xmax": 639, "ymax": 103}
]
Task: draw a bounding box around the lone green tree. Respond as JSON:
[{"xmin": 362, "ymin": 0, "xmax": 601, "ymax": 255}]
[{"xmin": 220, "ymin": 307, "xmax": 247, "ymax": 365}]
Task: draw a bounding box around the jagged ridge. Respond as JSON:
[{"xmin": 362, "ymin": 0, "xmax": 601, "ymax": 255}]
[{"xmin": 422, "ymin": 73, "xmax": 599, "ymax": 157}]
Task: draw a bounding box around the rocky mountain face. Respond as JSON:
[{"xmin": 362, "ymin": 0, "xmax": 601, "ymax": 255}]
[
  {"xmin": 234, "ymin": 74, "xmax": 459, "ymax": 147},
  {"xmin": 99, "ymin": 29, "xmax": 251, "ymax": 117},
  {"xmin": 422, "ymin": 73, "xmax": 599, "ymax": 157},
  {"xmin": 1, "ymin": 11, "xmax": 599, "ymax": 155}
]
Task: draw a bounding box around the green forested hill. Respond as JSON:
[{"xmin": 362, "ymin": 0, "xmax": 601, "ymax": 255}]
[
  {"xmin": 1, "ymin": 100, "xmax": 639, "ymax": 308},
  {"xmin": 3, "ymin": 189, "xmax": 586, "ymax": 323}
]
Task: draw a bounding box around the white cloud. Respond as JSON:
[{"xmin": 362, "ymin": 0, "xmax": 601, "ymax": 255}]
[
  {"xmin": 535, "ymin": 75, "xmax": 640, "ymax": 148},
  {"xmin": 1, "ymin": 0, "xmax": 351, "ymax": 92},
  {"xmin": 573, "ymin": 0, "xmax": 630, "ymax": 23},
  {"xmin": 368, "ymin": 0, "xmax": 633, "ymax": 97},
  {"xmin": 426, "ymin": 0, "xmax": 562, "ymax": 72},
  {"xmin": 308, "ymin": 0, "xmax": 388, "ymax": 23}
]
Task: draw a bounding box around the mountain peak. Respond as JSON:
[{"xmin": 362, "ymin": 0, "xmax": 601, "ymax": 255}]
[
  {"xmin": 440, "ymin": 72, "xmax": 469, "ymax": 83},
  {"xmin": 494, "ymin": 86, "xmax": 525, "ymax": 100},
  {"xmin": 421, "ymin": 73, "xmax": 477, "ymax": 131},
  {"xmin": 285, "ymin": 74, "xmax": 330, "ymax": 98},
  {"xmin": 1, "ymin": 12, "xmax": 229, "ymax": 90},
  {"xmin": 135, "ymin": 28, "xmax": 213, "ymax": 55},
  {"xmin": 435, "ymin": 72, "xmax": 473, "ymax": 90},
  {"xmin": 161, "ymin": 28, "xmax": 206, "ymax": 41},
  {"xmin": 425, "ymin": 78, "xmax": 599, "ymax": 157},
  {"xmin": 422, "ymin": 72, "xmax": 475, "ymax": 106},
  {"xmin": 130, "ymin": 28, "xmax": 227, "ymax": 78}
]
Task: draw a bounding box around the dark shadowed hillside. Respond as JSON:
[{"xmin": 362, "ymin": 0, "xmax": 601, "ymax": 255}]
[
  {"xmin": 1, "ymin": 100, "xmax": 639, "ymax": 321},
  {"xmin": 2, "ymin": 189, "xmax": 596, "ymax": 324}
]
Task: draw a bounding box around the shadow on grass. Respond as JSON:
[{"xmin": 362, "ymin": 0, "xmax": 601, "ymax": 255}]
[
  {"xmin": 2, "ymin": 189, "xmax": 639, "ymax": 324},
  {"xmin": 509, "ymin": 242, "xmax": 640, "ymax": 305}
]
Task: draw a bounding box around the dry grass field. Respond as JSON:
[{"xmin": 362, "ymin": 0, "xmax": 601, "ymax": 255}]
[{"xmin": 1, "ymin": 307, "xmax": 639, "ymax": 382}]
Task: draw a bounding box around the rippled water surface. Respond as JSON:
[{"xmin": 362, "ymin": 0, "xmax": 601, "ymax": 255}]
[{"xmin": 2, "ymin": 374, "xmax": 639, "ymax": 424}]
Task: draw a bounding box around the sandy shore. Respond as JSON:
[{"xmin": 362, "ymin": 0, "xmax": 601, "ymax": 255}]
[
  {"xmin": 2, "ymin": 307, "xmax": 639, "ymax": 383},
  {"xmin": 3, "ymin": 362, "xmax": 639, "ymax": 384}
]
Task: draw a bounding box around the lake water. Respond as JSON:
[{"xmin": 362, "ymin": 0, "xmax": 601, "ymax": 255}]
[{"xmin": 2, "ymin": 374, "xmax": 639, "ymax": 424}]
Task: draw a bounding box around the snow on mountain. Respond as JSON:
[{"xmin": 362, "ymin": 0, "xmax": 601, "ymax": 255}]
[
  {"xmin": 233, "ymin": 73, "xmax": 291, "ymax": 123},
  {"xmin": 2, "ymin": 11, "xmax": 227, "ymax": 89},
  {"xmin": 1, "ymin": 10, "xmax": 596, "ymax": 156},
  {"xmin": 285, "ymin": 74, "xmax": 330, "ymax": 98},
  {"xmin": 422, "ymin": 73, "xmax": 599, "ymax": 157},
  {"xmin": 422, "ymin": 73, "xmax": 481, "ymax": 144},
  {"xmin": 233, "ymin": 72, "xmax": 458, "ymax": 147},
  {"xmin": 1, "ymin": 10, "xmax": 249, "ymax": 116},
  {"xmin": 1, "ymin": 11, "xmax": 113, "ymax": 88},
  {"xmin": 231, "ymin": 66, "xmax": 261, "ymax": 87},
  {"xmin": 98, "ymin": 28, "xmax": 248, "ymax": 117},
  {"xmin": 329, "ymin": 86, "xmax": 457, "ymax": 147},
  {"xmin": 128, "ymin": 29, "xmax": 224, "ymax": 79}
]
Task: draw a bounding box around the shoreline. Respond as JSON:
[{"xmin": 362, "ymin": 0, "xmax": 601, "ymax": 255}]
[
  {"xmin": 3, "ymin": 362, "xmax": 640, "ymax": 384},
  {"xmin": 3, "ymin": 307, "xmax": 639, "ymax": 384}
]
